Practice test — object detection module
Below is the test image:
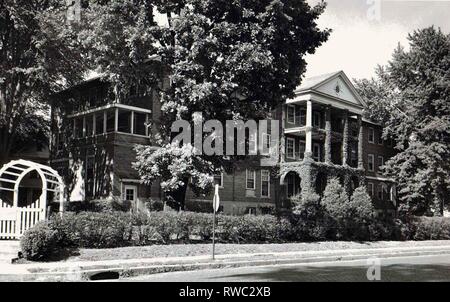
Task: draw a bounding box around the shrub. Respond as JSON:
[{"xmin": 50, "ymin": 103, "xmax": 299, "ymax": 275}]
[
  {"xmin": 174, "ymin": 211, "xmax": 195, "ymax": 241},
  {"xmin": 191, "ymin": 213, "xmax": 213, "ymax": 241},
  {"xmin": 349, "ymin": 187, "xmax": 376, "ymax": 221},
  {"xmin": 59, "ymin": 212, "xmax": 133, "ymax": 248},
  {"xmin": 89, "ymin": 198, "xmax": 132, "ymax": 213},
  {"xmin": 290, "ymin": 191, "xmax": 332, "ymax": 241},
  {"xmin": 412, "ymin": 216, "xmax": 450, "ymax": 240},
  {"xmin": 21, "ymin": 222, "xmax": 60, "ymax": 261},
  {"xmin": 48, "ymin": 212, "xmax": 79, "ymax": 247},
  {"xmin": 147, "ymin": 211, "xmax": 178, "ymax": 244},
  {"xmin": 346, "ymin": 186, "xmax": 377, "ymax": 240},
  {"xmin": 321, "ymin": 178, "xmax": 350, "ymax": 221},
  {"xmin": 217, "ymin": 214, "xmax": 289, "ymax": 243},
  {"xmin": 146, "ymin": 199, "xmax": 164, "ymax": 212}
]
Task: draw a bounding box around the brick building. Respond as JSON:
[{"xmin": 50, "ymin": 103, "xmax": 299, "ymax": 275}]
[{"xmin": 50, "ymin": 71, "xmax": 397, "ymax": 215}]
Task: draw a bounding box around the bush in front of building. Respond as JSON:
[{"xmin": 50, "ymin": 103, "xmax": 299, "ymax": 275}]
[
  {"xmin": 48, "ymin": 212, "xmax": 133, "ymax": 249},
  {"xmin": 218, "ymin": 215, "xmax": 289, "ymax": 243},
  {"xmin": 145, "ymin": 198, "xmax": 164, "ymax": 212},
  {"xmin": 321, "ymin": 179, "xmax": 379, "ymax": 240},
  {"xmin": 20, "ymin": 209, "xmax": 450, "ymax": 261},
  {"xmin": 20, "ymin": 222, "xmax": 60, "ymax": 261},
  {"xmin": 346, "ymin": 186, "xmax": 377, "ymax": 240},
  {"xmin": 410, "ymin": 216, "xmax": 450, "ymax": 240},
  {"xmin": 290, "ymin": 192, "xmax": 332, "ymax": 241}
]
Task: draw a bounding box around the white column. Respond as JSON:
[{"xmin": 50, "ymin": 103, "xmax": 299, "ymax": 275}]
[
  {"xmin": 131, "ymin": 111, "xmax": 135, "ymax": 134},
  {"xmin": 305, "ymin": 100, "xmax": 313, "ymax": 156},
  {"xmin": 103, "ymin": 111, "xmax": 107, "ymax": 133},
  {"xmin": 115, "ymin": 108, "xmax": 119, "ymax": 132},
  {"xmin": 93, "ymin": 114, "xmax": 96, "ymax": 135}
]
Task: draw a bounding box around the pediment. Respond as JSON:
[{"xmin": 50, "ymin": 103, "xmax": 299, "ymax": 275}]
[{"xmin": 297, "ymin": 71, "xmax": 366, "ymax": 107}]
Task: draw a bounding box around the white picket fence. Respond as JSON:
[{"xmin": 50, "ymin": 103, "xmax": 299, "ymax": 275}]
[{"xmin": 0, "ymin": 200, "xmax": 44, "ymax": 239}]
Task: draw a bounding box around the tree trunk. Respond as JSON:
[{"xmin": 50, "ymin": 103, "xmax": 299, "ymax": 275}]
[{"xmin": 168, "ymin": 179, "xmax": 189, "ymax": 211}]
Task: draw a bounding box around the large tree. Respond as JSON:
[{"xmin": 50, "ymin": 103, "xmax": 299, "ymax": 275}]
[
  {"xmin": 80, "ymin": 0, "xmax": 330, "ymax": 207},
  {"xmin": 355, "ymin": 27, "xmax": 450, "ymax": 216},
  {"xmin": 0, "ymin": 1, "xmax": 86, "ymax": 165},
  {"xmin": 139, "ymin": 0, "xmax": 329, "ymax": 207}
]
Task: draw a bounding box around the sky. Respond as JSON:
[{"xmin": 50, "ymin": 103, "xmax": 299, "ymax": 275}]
[
  {"xmin": 304, "ymin": 0, "xmax": 450, "ymax": 81},
  {"xmin": 153, "ymin": 0, "xmax": 450, "ymax": 81}
]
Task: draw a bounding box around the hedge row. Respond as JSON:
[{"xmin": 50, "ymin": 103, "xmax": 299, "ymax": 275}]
[{"xmin": 20, "ymin": 211, "xmax": 450, "ymax": 261}]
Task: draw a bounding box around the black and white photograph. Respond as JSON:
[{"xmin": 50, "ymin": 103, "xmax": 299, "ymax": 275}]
[{"xmin": 0, "ymin": 0, "xmax": 450, "ymax": 288}]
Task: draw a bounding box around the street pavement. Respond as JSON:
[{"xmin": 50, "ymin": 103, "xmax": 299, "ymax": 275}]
[{"xmin": 121, "ymin": 254, "xmax": 450, "ymax": 282}]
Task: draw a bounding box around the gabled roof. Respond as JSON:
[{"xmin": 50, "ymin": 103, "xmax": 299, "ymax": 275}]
[
  {"xmin": 296, "ymin": 70, "xmax": 366, "ymax": 108},
  {"xmin": 297, "ymin": 71, "xmax": 342, "ymax": 91}
]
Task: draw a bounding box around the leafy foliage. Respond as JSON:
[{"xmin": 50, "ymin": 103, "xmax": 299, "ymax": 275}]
[
  {"xmin": 355, "ymin": 27, "xmax": 450, "ymax": 216},
  {"xmin": 20, "ymin": 222, "xmax": 60, "ymax": 261},
  {"xmin": 133, "ymin": 143, "xmax": 216, "ymax": 202},
  {"xmin": 0, "ymin": 1, "xmax": 87, "ymax": 163},
  {"xmin": 21, "ymin": 210, "xmax": 450, "ymax": 261},
  {"xmin": 321, "ymin": 178, "xmax": 350, "ymax": 220},
  {"xmin": 128, "ymin": 0, "xmax": 330, "ymax": 205},
  {"xmin": 348, "ymin": 186, "xmax": 376, "ymax": 222}
]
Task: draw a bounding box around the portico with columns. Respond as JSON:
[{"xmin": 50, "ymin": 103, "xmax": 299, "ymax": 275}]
[{"xmin": 279, "ymin": 71, "xmax": 367, "ymax": 202}]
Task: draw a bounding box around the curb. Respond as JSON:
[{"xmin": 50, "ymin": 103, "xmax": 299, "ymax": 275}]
[{"xmin": 1, "ymin": 248, "xmax": 450, "ymax": 282}]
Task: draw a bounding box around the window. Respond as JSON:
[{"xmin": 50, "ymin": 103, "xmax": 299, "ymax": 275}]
[
  {"xmin": 213, "ymin": 172, "xmax": 223, "ymax": 188},
  {"xmin": 261, "ymin": 133, "xmax": 271, "ymax": 155},
  {"xmin": 123, "ymin": 185, "xmax": 137, "ymax": 202},
  {"xmin": 247, "ymin": 207, "xmax": 257, "ymax": 215},
  {"xmin": 377, "ymin": 184, "xmax": 384, "ymax": 200},
  {"xmin": 299, "ymin": 141, "xmax": 306, "ymax": 160},
  {"xmin": 133, "ymin": 112, "xmax": 147, "ymax": 136},
  {"xmin": 296, "ymin": 109, "xmax": 306, "ymax": 126},
  {"xmin": 287, "ymin": 105, "xmax": 295, "ymax": 124},
  {"xmin": 106, "ymin": 109, "xmax": 115, "ymax": 133},
  {"xmin": 368, "ymin": 127, "xmax": 375, "ymax": 143},
  {"xmin": 286, "ymin": 138, "xmax": 295, "ymax": 159},
  {"xmin": 261, "ymin": 170, "xmax": 270, "ymax": 198},
  {"xmin": 246, "ymin": 169, "xmax": 256, "ymax": 190},
  {"xmin": 378, "ymin": 156, "xmax": 384, "ymax": 172},
  {"xmin": 95, "ymin": 112, "xmax": 105, "ymax": 135},
  {"xmin": 85, "ymin": 115, "xmax": 94, "ymax": 137},
  {"xmin": 248, "ymin": 131, "xmax": 258, "ymax": 154},
  {"xmin": 313, "ymin": 111, "xmax": 321, "ymax": 128},
  {"xmin": 368, "ymin": 154, "xmax": 375, "ymax": 172},
  {"xmin": 313, "ymin": 143, "xmax": 321, "ymax": 162},
  {"xmin": 367, "ymin": 182, "xmax": 374, "ymax": 197},
  {"xmin": 262, "ymin": 133, "xmax": 271, "ymax": 149},
  {"xmin": 378, "ymin": 132, "xmax": 383, "ymax": 145},
  {"xmin": 118, "ymin": 110, "xmax": 132, "ymax": 133}
]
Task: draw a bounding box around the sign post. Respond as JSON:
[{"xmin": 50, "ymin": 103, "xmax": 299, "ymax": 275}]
[{"xmin": 212, "ymin": 184, "xmax": 220, "ymax": 260}]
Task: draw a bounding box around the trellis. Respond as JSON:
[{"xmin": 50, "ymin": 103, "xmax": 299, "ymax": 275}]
[{"xmin": 0, "ymin": 160, "xmax": 65, "ymax": 239}]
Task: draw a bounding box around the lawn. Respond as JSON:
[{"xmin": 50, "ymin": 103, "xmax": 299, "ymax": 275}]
[{"xmin": 61, "ymin": 240, "xmax": 450, "ymax": 263}]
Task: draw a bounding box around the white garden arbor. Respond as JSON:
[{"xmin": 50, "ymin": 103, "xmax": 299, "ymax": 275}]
[{"xmin": 0, "ymin": 160, "xmax": 65, "ymax": 239}]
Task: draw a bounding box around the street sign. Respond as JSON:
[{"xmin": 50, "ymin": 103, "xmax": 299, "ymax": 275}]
[
  {"xmin": 212, "ymin": 184, "xmax": 220, "ymax": 260},
  {"xmin": 213, "ymin": 185, "xmax": 220, "ymax": 213}
]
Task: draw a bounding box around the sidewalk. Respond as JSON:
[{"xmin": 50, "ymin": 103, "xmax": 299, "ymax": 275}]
[{"xmin": 2, "ymin": 241, "xmax": 450, "ymax": 281}]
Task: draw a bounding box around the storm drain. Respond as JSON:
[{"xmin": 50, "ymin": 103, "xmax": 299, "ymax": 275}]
[{"xmin": 89, "ymin": 271, "xmax": 120, "ymax": 281}]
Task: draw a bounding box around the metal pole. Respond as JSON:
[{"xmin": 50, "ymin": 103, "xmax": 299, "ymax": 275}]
[{"xmin": 212, "ymin": 209, "xmax": 216, "ymax": 260}]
